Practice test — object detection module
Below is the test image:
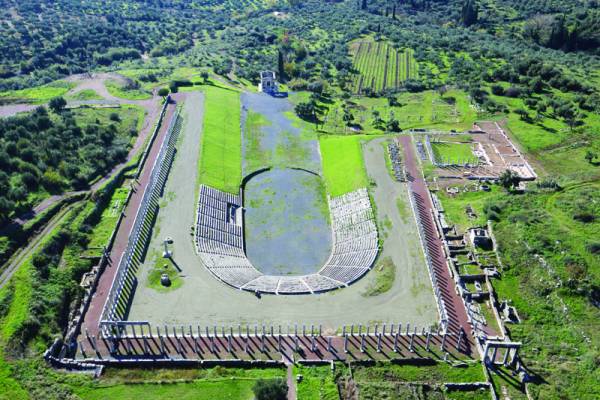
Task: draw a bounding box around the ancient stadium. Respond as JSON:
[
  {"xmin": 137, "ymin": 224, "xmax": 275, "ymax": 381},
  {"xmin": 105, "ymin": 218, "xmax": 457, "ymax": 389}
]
[{"xmin": 65, "ymin": 78, "xmax": 483, "ymax": 365}]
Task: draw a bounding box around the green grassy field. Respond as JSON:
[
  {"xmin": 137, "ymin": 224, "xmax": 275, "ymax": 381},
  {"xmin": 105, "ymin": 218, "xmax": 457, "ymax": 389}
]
[
  {"xmin": 65, "ymin": 89, "xmax": 104, "ymax": 101},
  {"xmin": 437, "ymin": 185, "xmax": 501, "ymax": 232},
  {"xmin": 431, "ymin": 142, "xmax": 478, "ymax": 165},
  {"xmin": 318, "ymin": 89, "xmax": 477, "ymax": 134},
  {"xmin": 86, "ymin": 186, "xmax": 130, "ymax": 253},
  {"xmin": 294, "ymin": 365, "xmax": 339, "ymax": 400},
  {"xmin": 319, "ymin": 135, "xmax": 369, "ymax": 196},
  {"xmin": 349, "ymin": 37, "xmax": 418, "ymax": 94},
  {"xmin": 351, "ymin": 361, "xmax": 487, "ymax": 399},
  {"xmin": 362, "ymin": 256, "xmax": 396, "ymax": 297},
  {"xmin": 198, "ymin": 85, "xmax": 242, "ymax": 194},
  {"xmin": 105, "ymin": 79, "xmax": 152, "ymax": 100},
  {"xmin": 436, "ymin": 181, "xmax": 600, "ymax": 399},
  {"xmin": 0, "ymin": 81, "xmax": 75, "ymax": 104},
  {"xmin": 70, "ymin": 367, "xmax": 285, "ymax": 400},
  {"xmin": 75, "ymin": 380, "xmax": 255, "ymax": 400}
]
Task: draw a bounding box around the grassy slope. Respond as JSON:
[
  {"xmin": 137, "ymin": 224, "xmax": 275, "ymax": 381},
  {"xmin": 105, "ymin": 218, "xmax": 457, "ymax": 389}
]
[
  {"xmin": 65, "ymin": 89, "xmax": 103, "ymax": 101},
  {"xmin": 198, "ymin": 85, "xmax": 242, "ymax": 194},
  {"xmin": 319, "ymin": 135, "xmax": 369, "ymax": 196},
  {"xmin": 490, "ymin": 184, "xmax": 600, "ymax": 399},
  {"xmin": 438, "ymin": 182, "xmax": 600, "ymax": 399}
]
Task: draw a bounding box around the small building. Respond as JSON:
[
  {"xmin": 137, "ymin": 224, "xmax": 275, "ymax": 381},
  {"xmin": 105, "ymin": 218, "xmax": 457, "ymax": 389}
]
[
  {"xmin": 258, "ymin": 71, "xmax": 278, "ymax": 94},
  {"xmin": 469, "ymin": 228, "xmax": 493, "ymax": 250}
]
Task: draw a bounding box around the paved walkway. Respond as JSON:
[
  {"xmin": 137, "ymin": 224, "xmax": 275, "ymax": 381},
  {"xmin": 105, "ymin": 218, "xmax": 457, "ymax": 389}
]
[
  {"xmin": 80, "ymin": 97, "xmax": 178, "ymax": 338},
  {"xmin": 398, "ymin": 135, "xmax": 475, "ymax": 355},
  {"xmin": 287, "ymin": 364, "xmax": 297, "ymax": 400}
]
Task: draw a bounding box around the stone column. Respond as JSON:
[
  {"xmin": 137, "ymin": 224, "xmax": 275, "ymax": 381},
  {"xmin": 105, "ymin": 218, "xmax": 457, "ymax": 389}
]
[{"xmin": 344, "ymin": 334, "xmax": 348, "ymax": 353}]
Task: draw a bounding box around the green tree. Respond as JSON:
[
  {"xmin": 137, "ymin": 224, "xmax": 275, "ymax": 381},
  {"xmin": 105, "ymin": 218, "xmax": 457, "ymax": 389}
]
[
  {"xmin": 461, "ymin": 0, "xmax": 478, "ymax": 27},
  {"xmin": 48, "ymin": 97, "xmax": 67, "ymax": 113},
  {"xmin": 584, "ymin": 150, "xmax": 598, "ymax": 164},
  {"xmin": 295, "ymin": 101, "xmax": 316, "ymax": 121},
  {"xmin": 252, "ymin": 378, "xmax": 287, "ymax": 400},
  {"xmin": 201, "ymin": 71, "xmax": 209, "ymax": 83},
  {"xmin": 499, "ymin": 169, "xmax": 521, "ymax": 192},
  {"xmin": 157, "ymin": 87, "xmax": 169, "ymax": 97},
  {"xmin": 278, "ymin": 50, "xmax": 285, "ymax": 82}
]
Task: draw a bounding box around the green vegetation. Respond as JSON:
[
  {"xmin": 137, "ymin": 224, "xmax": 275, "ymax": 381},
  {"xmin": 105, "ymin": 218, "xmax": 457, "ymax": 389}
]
[
  {"xmin": 362, "ymin": 257, "xmax": 396, "ymax": 297},
  {"xmin": 147, "ymin": 259, "xmax": 183, "ymax": 292},
  {"xmin": 350, "ymin": 37, "xmax": 418, "ymax": 94},
  {"xmin": 85, "ymin": 186, "xmax": 129, "ymax": 252},
  {"xmin": 105, "ymin": 80, "xmax": 152, "ymax": 100},
  {"xmin": 294, "ymin": 365, "xmax": 339, "ymax": 400},
  {"xmin": 438, "ymin": 181, "xmax": 600, "ymax": 398},
  {"xmin": 350, "ymin": 361, "xmax": 487, "ymax": 399},
  {"xmin": 489, "ymin": 183, "xmax": 600, "ymax": 399},
  {"xmin": 430, "ymin": 142, "xmax": 478, "ymax": 165},
  {"xmin": 319, "ymin": 135, "xmax": 369, "ymax": 196},
  {"xmin": 65, "ymin": 89, "xmax": 103, "ymax": 101},
  {"xmin": 0, "ymin": 81, "xmax": 74, "ymax": 104},
  {"xmin": 317, "ymin": 90, "xmax": 477, "ymax": 134},
  {"xmin": 0, "ymin": 105, "xmax": 141, "ymax": 223},
  {"xmin": 437, "ymin": 185, "xmax": 501, "ymax": 232},
  {"xmin": 198, "ymin": 85, "xmax": 242, "ymax": 194},
  {"xmin": 352, "ymin": 361, "xmax": 485, "ymax": 383}
]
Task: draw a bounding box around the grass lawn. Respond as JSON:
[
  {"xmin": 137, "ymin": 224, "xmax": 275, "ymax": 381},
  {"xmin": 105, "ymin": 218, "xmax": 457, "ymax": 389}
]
[
  {"xmin": 70, "ymin": 367, "xmax": 286, "ymax": 400},
  {"xmin": 105, "ymin": 80, "xmax": 152, "ymax": 100},
  {"xmin": 362, "ymin": 256, "xmax": 396, "ymax": 296},
  {"xmin": 74, "ymin": 379, "xmax": 255, "ymax": 400},
  {"xmin": 437, "ymin": 185, "xmax": 502, "ymax": 232},
  {"xmin": 431, "ymin": 142, "xmax": 478, "ymax": 165},
  {"xmin": 198, "ymin": 85, "xmax": 242, "ymax": 193},
  {"xmin": 294, "ymin": 365, "xmax": 339, "ymax": 400},
  {"xmin": 66, "ymin": 89, "xmax": 103, "ymax": 101},
  {"xmin": 86, "ymin": 186, "xmax": 130, "ymax": 253},
  {"xmin": 319, "ymin": 135, "xmax": 369, "ymax": 196},
  {"xmin": 0, "ymin": 81, "xmax": 75, "ymax": 104}
]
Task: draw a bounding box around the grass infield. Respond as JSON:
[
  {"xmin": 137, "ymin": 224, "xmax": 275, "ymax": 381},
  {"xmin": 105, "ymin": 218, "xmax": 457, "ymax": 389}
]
[
  {"xmin": 431, "ymin": 141, "xmax": 478, "ymax": 164},
  {"xmin": 319, "ymin": 135, "xmax": 369, "ymax": 197},
  {"xmin": 198, "ymin": 85, "xmax": 242, "ymax": 194}
]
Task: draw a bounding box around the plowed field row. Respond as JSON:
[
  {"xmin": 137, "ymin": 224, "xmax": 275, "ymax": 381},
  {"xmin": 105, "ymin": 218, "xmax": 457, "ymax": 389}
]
[{"xmin": 350, "ymin": 40, "xmax": 418, "ymax": 94}]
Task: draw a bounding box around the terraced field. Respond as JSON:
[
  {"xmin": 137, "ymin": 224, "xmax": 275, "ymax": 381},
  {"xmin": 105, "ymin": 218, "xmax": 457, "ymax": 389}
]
[{"xmin": 350, "ymin": 38, "xmax": 418, "ymax": 94}]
